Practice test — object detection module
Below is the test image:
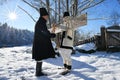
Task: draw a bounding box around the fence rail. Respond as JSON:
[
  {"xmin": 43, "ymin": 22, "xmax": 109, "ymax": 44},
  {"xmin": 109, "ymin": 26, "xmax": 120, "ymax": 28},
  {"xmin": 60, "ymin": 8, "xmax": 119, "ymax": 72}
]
[{"xmin": 74, "ymin": 36, "xmax": 98, "ymax": 46}]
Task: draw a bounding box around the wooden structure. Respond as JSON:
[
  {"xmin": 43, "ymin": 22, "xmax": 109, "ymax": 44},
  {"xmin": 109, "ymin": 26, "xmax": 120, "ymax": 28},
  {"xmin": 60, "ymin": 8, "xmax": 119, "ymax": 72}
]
[
  {"xmin": 101, "ymin": 26, "xmax": 120, "ymax": 50},
  {"xmin": 74, "ymin": 36, "xmax": 98, "ymax": 46},
  {"xmin": 75, "ymin": 25, "xmax": 120, "ymax": 51}
]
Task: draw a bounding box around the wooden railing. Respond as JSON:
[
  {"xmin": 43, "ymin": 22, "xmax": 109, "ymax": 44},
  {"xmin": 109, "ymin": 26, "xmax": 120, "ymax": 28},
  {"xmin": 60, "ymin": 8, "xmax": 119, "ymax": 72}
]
[{"xmin": 74, "ymin": 35, "xmax": 100, "ymax": 46}]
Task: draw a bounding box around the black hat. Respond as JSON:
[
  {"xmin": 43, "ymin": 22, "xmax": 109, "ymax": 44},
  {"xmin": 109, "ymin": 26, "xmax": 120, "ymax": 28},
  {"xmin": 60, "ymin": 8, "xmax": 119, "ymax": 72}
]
[
  {"xmin": 63, "ymin": 12, "xmax": 70, "ymax": 17},
  {"xmin": 40, "ymin": 8, "xmax": 49, "ymax": 16}
]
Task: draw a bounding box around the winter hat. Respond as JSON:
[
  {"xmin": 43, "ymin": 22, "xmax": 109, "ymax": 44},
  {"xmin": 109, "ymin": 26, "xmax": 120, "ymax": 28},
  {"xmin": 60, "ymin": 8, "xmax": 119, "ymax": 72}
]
[
  {"xmin": 63, "ymin": 12, "xmax": 70, "ymax": 18},
  {"xmin": 40, "ymin": 8, "xmax": 49, "ymax": 16}
]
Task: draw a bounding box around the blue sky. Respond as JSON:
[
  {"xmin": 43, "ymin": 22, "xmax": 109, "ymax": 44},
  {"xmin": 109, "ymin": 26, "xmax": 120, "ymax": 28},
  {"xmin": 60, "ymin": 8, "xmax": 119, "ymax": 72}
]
[
  {"xmin": 0, "ymin": 0, "xmax": 120, "ymax": 34},
  {"xmin": 0, "ymin": 0, "xmax": 38, "ymax": 31}
]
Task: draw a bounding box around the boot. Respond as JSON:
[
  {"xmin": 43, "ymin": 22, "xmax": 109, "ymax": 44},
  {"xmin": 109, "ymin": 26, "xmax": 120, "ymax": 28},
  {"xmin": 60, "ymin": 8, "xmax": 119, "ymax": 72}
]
[
  {"xmin": 67, "ymin": 65, "xmax": 72, "ymax": 70},
  {"xmin": 64, "ymin": 64, "xmax": 67, "ymax": 69},
  {"xmin": 55, "ymin": 48, "xmax": 60, "ymax": 57},
  {"xmin": 35, "ymin": 61, "xmax": 47, "ymax": 76}
]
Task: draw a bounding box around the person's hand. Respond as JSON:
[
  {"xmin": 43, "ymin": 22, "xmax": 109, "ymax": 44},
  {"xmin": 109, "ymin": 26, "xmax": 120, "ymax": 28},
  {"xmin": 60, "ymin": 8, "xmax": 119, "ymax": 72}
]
[{"xmin": 51, "ymin": 23, "xmax": 57, "ymax": 33}]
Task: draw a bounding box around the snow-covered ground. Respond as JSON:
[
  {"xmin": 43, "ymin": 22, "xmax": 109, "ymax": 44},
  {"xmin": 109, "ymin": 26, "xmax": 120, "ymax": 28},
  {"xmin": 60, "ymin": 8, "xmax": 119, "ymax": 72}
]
[{"xmin": 0, "ymin": 44, "xmax": 120, "ymax": 80}]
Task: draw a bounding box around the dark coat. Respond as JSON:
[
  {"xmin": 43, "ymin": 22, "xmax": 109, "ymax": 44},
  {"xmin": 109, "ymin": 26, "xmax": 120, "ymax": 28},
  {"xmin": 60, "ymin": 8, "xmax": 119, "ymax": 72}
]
[{"xmin": 32, "ymin": 17, "xmax": 56, "ymax": 61}]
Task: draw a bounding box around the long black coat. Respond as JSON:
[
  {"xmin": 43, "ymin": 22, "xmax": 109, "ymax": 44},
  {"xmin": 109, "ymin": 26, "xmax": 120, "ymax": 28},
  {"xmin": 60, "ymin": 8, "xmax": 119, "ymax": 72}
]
[{"xmin": 32, "ymin": 17, "xmax": 56, "ymax": 61}]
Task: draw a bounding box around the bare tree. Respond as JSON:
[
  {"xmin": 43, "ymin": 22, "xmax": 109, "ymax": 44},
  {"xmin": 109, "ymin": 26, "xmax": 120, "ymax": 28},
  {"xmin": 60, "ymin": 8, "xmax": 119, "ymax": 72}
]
[
  {"xmin": 77, "ymin": 0, "xmax": 104, "ymax": 14},
  {"xmin": 20, "ymin": 0, "xmax": 105, "ymax": 45},
  {"xmin": 21, "ymin": 0, "xmax": 104, "ymax": 23},
  {"xmin": 0, "ymin": 0, "xmax": 105, "ymax": 46},
  {"xmin": 60, "ymin": 0, "xmax": 105, "ymax": 16}
]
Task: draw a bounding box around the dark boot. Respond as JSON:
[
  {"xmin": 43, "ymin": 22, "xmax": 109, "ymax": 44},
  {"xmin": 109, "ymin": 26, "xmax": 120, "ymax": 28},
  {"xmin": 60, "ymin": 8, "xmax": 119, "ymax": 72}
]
[
  {"xmin": 35, "ymin": 61, "xmax": 47, "ymax": 76},
  {"xmin": 64, "ymin": 64, "xmax": 67, "ymax": 69},
  {"xmin": 67, "ymin": 65, "xmax": 72, "ymax": 70},
  {"xmin": 55, "ymin": 48, "xmax": 60, "ymax": 57}
]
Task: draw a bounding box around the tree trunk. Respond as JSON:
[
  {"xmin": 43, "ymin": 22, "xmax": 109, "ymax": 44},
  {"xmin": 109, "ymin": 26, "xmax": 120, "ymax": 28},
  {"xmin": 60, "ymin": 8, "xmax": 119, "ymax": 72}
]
[
  {"xmin": 46, "ymin": 0, "xmax": 51, "ymax": 28},
  {"xmin": 55, "ymin": 0, "xmax": 57, "ymax": 23},
  {"xmin": 56, "ymin": 0, "xmax": 61, "ymax": 47},
  {"xmin": 74, "ymin": 0, "xmax": 78, "ymax": 16},
  {"xmin": 66, "ymin": 0, "xmax": 69, "ymax": 12},
  {"xmin": 72, "ymin": 0, "xmax": 78, "ymax": 16},
  {"xmin": 58, "ymin": 0, "xmax": 61, "ymax": 22}
]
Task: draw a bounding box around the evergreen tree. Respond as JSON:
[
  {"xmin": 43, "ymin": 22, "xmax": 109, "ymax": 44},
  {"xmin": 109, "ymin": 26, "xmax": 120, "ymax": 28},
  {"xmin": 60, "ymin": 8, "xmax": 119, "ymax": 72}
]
[{"xmin": 0, "ymin": 23, "xmax": 34, "ymax": 47}]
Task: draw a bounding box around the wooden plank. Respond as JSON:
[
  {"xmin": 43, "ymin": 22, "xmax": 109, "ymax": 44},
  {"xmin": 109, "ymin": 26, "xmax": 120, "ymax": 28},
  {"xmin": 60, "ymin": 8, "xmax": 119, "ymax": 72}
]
[
  {"xmin": 100, "ymin": 27, "xmax": 106, "ymax": 50},
  {"xmin": 111, "ymin": 34, "xmax": 120, "ymax": 42}
]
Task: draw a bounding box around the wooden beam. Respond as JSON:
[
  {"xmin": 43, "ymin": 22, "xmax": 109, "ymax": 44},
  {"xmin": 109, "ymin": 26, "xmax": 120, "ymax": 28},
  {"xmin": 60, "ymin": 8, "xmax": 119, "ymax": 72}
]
[{"xmin": 111, "ymin": 34, "xmax": 120, "ymax": 42}]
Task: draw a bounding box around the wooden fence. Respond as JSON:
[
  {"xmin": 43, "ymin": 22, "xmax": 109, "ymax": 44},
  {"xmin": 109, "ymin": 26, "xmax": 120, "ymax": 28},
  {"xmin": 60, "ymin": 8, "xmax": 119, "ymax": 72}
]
[
  {"xmin": 75, "ymin": 26, "xmax": 120, "ymax": 51},
  {"xmin": 101, "ymin": 26, "xmax": 120, "ymax": 50},
  {"xmin": 74, "ymin": 35, "xmax": 99, "ymax": 46}
]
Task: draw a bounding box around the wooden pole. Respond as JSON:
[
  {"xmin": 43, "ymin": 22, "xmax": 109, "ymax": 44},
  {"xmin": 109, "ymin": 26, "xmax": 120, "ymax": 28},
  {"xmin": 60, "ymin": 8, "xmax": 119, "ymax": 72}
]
[{"xmin": 101, "ymin": 26, "xmax": 106, "ymax": 50}]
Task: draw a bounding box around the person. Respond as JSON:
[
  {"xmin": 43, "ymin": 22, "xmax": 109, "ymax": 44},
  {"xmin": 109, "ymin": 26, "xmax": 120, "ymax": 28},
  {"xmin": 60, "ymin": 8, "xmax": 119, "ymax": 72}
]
[
  {"xmin": 59, "ymin": 12, "xmax": 74, "ymax": 73},
  {"xmin": 32, "ymin": 8, "xmax": 56, "ymax": 77},
  {"xmin": 58, "ymin": 12, "xmax": 87, "ymax": 75}
]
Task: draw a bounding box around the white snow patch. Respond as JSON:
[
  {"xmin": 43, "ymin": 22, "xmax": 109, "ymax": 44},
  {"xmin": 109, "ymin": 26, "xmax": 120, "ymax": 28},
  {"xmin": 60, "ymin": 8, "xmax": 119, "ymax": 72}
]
[{"xmin": 0, "ymin": 45, "xmax": 120, "ymax": 80}]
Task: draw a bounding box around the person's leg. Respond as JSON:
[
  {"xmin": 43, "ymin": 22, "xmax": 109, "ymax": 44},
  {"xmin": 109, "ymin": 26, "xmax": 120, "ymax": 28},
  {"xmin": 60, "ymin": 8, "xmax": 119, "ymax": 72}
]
[
  {"xmin": 35, "ymin": 61, "xmax": 46, "ymax": 76},
  {"xmin": 59, "ymin": 49, "xmax": 72, "ymax": 75},
  {"xmin": 66, "ymin": 49, "xmax": 72, "ymax": 70},
  {"xmin": 59, "ymin": 48, "xmax": 67, "ymax": 69}
]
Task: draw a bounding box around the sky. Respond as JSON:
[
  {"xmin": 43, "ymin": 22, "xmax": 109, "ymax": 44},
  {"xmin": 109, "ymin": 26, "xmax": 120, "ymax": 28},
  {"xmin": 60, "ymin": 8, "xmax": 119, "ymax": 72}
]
[
  {"xmin": 0, "ymin": 0, "xmax": 120, "ymax": 34},
  {"xmin": 0, "ymin": 0, "xmax": 39, "ymax": 31}
]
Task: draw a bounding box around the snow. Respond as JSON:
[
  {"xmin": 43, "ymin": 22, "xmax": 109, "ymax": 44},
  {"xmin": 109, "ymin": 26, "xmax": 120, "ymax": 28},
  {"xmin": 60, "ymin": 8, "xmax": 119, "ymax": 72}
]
[
  {"xmin": 107, "ymin": 29, "xmax": 120, "ymax": 32},
  {"xmin": 0, "ymin": 45, "xmax": 120, "ymax": 80}
]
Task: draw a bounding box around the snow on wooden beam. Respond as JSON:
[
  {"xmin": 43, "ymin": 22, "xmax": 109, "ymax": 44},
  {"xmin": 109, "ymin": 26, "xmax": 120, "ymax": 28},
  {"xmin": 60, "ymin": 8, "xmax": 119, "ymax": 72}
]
[{"xmin": 107, "ymin": 29, "xmax": 120, "ymax": 33}]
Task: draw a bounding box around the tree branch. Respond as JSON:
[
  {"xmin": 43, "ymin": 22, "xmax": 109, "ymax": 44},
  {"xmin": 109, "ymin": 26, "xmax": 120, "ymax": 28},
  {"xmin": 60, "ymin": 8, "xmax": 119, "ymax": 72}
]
[
  {"xmin": 79, "ymin": 0, "xmax": 105, "ymax": 13},
  {"xmin": 18, "ymin": 5, "xmax": 36, "ymax": 22},
  {"xmin": 22, "ymin": 0, "xmax": 39, "ymax": 13},
  {"xmin": 78, "ymin": 0, "xmax": 90, "ymax": 9},
  {"xmin": 61, "ymin": 0, "xmax": 66, "ymax": 9},
  {"xmin": 41, "ymin": 0, "xmax": 62, "ymax": 17}
]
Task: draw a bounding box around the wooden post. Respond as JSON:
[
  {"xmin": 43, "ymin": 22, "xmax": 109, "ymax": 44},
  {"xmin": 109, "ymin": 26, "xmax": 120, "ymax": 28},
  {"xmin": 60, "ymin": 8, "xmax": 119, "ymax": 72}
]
[
  {"xmin": 101, "ymin": 26, "xmax": 106, "ymax": 50},
  {"xmin": 105, "ymin": 28, "xmax": 108, "ymax": 50},
  {"xmin": 94, "ymin": 35, "xmax": 101, "ymax": 50}
]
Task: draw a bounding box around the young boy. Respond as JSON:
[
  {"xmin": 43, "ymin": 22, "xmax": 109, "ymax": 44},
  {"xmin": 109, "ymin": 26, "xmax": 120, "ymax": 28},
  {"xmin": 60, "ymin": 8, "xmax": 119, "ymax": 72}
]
[
  {"xmin": 59, "ymin": 12, "xmax": 74, "ymax": 74},
  {"xmin": 53, "ymin": 12, "xmax": 87, "ymax": 75}
]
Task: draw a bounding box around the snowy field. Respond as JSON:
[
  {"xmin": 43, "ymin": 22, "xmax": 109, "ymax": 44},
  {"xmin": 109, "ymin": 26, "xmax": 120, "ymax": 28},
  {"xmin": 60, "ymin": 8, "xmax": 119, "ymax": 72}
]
[{"xmin": 0, "ymin": 44, "xmax": 120, "ymax": 80}]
